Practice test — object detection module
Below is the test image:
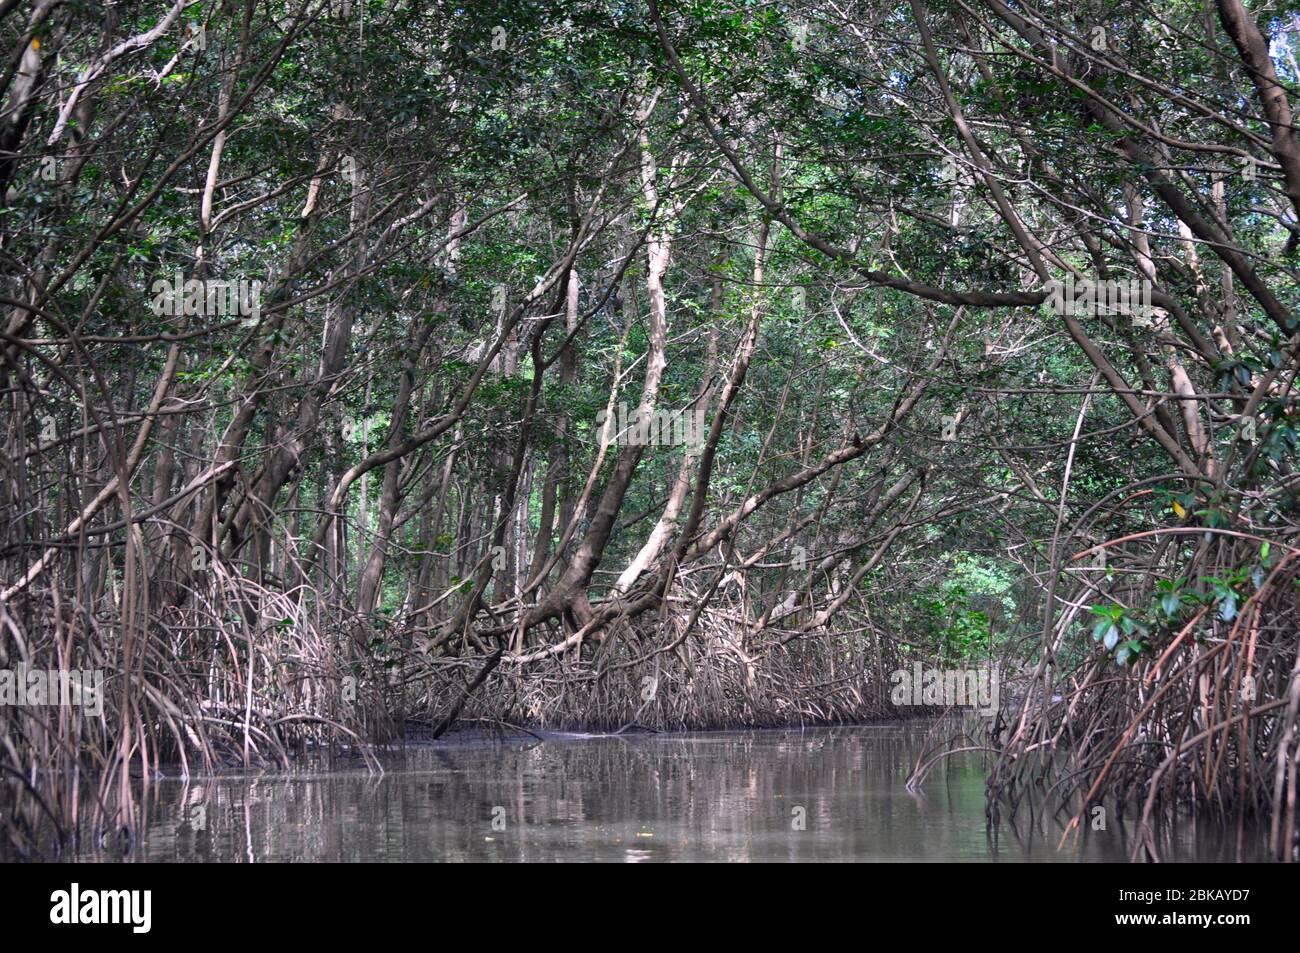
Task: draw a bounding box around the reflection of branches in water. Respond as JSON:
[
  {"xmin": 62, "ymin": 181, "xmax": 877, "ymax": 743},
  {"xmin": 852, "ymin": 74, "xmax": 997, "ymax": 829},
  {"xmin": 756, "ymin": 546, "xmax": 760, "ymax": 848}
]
[{"xmin": 3, "ymin": 0, "xmax": 1298, "ymax": 865}]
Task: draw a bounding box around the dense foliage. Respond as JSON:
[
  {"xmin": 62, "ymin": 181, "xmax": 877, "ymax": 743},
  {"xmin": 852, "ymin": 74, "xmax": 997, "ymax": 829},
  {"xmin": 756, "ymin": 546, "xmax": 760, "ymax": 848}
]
[{"xmin": 1, "ymin": 0, "xmax": 1297, "ymax": 860}]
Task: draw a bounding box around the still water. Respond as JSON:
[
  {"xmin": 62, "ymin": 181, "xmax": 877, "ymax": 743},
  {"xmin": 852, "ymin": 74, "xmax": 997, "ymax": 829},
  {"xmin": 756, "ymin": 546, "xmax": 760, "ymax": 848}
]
[{"xmin": 106, "ymin": 724, "xmax": 1253, "ymax": 862}]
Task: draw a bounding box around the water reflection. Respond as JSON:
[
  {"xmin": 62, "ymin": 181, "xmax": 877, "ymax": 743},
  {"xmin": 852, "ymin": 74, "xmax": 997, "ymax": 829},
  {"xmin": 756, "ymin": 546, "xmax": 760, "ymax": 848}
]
[{"xmin": 24, "ymin": 725, "xmax": 1265, "ymax": 862}]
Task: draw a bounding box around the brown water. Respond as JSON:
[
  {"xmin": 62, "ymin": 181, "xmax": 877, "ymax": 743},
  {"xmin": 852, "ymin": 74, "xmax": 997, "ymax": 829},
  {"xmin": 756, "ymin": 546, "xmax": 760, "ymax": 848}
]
[{"xmin": 77, "ymin": 723, "xmax": 1253, "ymax": 862}]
